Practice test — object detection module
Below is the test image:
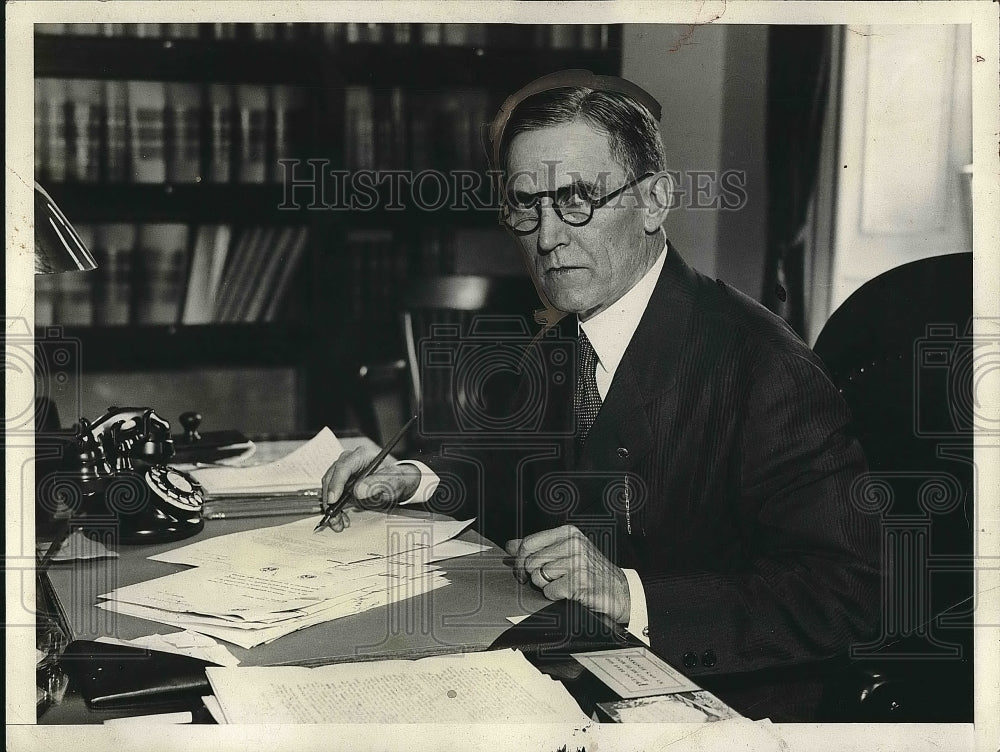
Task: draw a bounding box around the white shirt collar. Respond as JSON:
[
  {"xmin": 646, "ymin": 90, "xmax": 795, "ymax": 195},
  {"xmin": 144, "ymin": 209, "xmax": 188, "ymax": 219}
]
[{"xmin": 579, "ymin": 244, "xmax": 668, "ymax": 378}]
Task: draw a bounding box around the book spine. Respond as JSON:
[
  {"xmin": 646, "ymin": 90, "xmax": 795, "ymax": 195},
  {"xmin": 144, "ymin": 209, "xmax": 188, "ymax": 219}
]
[
  {"xmin": 345, "ymin": 87, "xmax": 375, "ymax": 171},
  {"xmin": 579, "ymin": 25, "xmax": 600, "ymax": 50},
  {"xmin": 132, "ymin": 223, "xmax": 188, "ymax": 325},
  {"xmin": 207, "ymin": 84, "xmax": 235, "ymax": 183},
  {"xmin": 104, "ymin": 80, "xmax": 130, "ymax": 182},
  {"xmin": 391, "ymin": 23, "xmax": 412, "ymax": 45},
  {"xmin": 35, "ymin": 273, "xmax": 57, "ymax": 326},
  {"xmin": 165, "ymin": 82, "xmax": 203, "ymax": 183},
  {"xmin": 262, "ymin": 227, "xmax": 309, "ymax": 322},
  {"xmin": 80, "ymin": 79, "xmax": 106, "ymax": 183},
  {"xmin": 272, "ymin": 85, "xmax": 307, "ymax": 179},
  {"xmin": 34, "ymin": 80, "xmax": 49, "ymax": 180},
  {"xmin": 94, "ymin": 223, "xmax": 136, "ymax": 326},
  {"xmin": 205, "ymin": 225, "xmax": 233, "ymax": 313},
  {"xmin": 57, "ymin": 224, "xmax": 96, "ymax": 325},
  {"xmin": 251, "ymin": 23, "xmax": 276, "ymax": 41},
  {"xmin": 128, "ymin": 81, "xmax": 167, "ymax": 183},
  {"xmin": 37, "ymin": 79, "xmax": 68, "ymax": 183},
  {"xmin": 235, "ymin": 84, "xmax": 270, "ymax": 184},
  {"xmin": 321, "ymin": 23, "xmax": 344, "ymax": 48},
  {"xmin": 243, "ymin": 226, "xmax": 293, "ymax": 321},
  {"xmin": 550, "ymin": 25, "xmax": 575, "ymax": 50},
  {"xmin": 133, "ymin": 23, "xmax": 163, "ymax": 38},
  {"xmin": 67, "ymin": 23, "xmax": 100, "ymax": 36},
  {"xmin": 164, "ymin": 23, "xmax": 200, "ymax": 39},
  {"xmin": 420, "ymin": 24, "xmax": 442, "ymax": 46},
  {"xmin": 213, "ymin": 23, "xmax": 237, "ymax": 40},
  {"xmin": 443, "ymin": 25, "xmax": 468, "ymax": 47}
]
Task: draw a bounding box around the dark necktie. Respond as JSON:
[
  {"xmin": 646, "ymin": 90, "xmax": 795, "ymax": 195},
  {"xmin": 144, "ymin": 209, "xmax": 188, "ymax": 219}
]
[{"xmin": 575, "ymin": 330, "xmax": 602, "ymax": 450}]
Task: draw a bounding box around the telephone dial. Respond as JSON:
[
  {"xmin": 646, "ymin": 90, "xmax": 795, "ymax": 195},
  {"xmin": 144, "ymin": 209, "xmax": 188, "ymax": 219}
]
[{"xmin": 37, "ymin": 406, "xmax": 205, "ymax": 544}]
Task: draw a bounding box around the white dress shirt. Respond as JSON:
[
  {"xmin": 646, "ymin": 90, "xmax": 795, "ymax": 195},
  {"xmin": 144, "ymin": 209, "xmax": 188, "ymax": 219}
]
[
  {"xmin": 400, "ymin": 244, "xmax": 668, "ymax": 645},
  {"xmin": 577, "ymin": 244, "xmax": 669, "ymax": 646}
]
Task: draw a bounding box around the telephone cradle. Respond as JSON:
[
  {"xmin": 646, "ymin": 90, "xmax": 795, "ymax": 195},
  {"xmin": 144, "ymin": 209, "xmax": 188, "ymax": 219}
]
[{"xmin": 37, "ymin": 407, "xmax": 206, "ymax": 545}]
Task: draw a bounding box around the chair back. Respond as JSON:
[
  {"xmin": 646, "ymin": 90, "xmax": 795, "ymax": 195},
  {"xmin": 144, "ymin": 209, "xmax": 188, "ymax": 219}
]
[
  {"xmin": 813, "ymin": 252, "xmax": 974, "ymax": 721},
  {"xmin": 401, "ymin": 274, "xmax": 543, "ymax": 449}
]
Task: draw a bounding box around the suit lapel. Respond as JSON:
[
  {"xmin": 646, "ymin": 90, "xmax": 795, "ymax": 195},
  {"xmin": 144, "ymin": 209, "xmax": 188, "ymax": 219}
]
[{"xmin": 572, "ymin": 244, "xmax": 700, "ymax": 508}]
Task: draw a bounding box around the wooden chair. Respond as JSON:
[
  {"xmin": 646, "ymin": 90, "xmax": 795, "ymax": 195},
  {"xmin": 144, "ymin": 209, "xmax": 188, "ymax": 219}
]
[{"xmin": 356, "ymin": 274, "xmax": 543, "ymax": 452}]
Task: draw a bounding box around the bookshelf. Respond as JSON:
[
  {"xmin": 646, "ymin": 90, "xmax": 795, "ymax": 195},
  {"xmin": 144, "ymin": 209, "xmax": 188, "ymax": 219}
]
[{"xmin": 33, "ymin": 22, "xmax": 623, "ymax": 429}]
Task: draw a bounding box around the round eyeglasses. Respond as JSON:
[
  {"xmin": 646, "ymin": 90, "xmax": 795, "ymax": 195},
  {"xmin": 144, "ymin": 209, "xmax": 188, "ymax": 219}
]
[{"xmin": 501, "ymin": 172, "xmax": 653, "ymax": 235}]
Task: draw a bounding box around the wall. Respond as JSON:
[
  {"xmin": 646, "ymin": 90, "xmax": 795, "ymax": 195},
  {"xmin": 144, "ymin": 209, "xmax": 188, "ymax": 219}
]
[
  {"xmin": 830, "ymin": 24, "xmax": 972, "ymax": 313},
  {"xmin": 622, "ymin": 24, "xmax": 769, "ymax": 300}
]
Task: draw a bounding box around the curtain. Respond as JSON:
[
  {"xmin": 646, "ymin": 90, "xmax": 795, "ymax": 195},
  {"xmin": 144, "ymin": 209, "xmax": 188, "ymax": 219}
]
[{"xmin": 762, "ymin": 26, "xmax": 834, "ymax": 336}]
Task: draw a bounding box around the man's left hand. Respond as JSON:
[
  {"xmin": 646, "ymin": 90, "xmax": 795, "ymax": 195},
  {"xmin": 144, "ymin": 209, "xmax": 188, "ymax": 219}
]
[{"xmin": 505, "ymin": 525, "xmax": 630, "ymax": 624}]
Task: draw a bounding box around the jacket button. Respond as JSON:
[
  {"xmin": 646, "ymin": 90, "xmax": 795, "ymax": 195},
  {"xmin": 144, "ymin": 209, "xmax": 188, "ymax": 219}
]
[
  {"xmin": 682, "ymin": 651, "xmax": 698, "ymax": 669},
  {"xmin": 616, "ymin": 446, "xmax": 629, "ymax": 459},
  {"xmin": 701, "ymin": 650, "xmax": 717, "ymax": 667}
]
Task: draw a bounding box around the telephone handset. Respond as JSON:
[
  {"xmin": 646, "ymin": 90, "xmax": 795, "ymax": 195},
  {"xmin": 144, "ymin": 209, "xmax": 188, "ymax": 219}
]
[{"xmin": 43, "ymin": 406, "xmax": 205, "ymax": 544}]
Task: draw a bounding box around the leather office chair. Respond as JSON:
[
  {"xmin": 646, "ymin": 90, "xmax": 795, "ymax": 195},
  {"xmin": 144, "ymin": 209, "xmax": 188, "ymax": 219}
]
[
  {"xmin": 356, "ymin": 274, "xmax": 543, "ymax": 452},
  {"xmin": 812, "ymin": 252, "xmax": 974, "ymax": 722}
]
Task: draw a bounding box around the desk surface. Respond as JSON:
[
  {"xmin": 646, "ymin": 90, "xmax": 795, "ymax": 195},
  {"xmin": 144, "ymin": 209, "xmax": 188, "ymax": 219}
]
[
  {"xmin": 44, "ymin": 434, "xmax": 549, "ymax": 665},
  {"xmin": 44, "ymin": 513, "xmax": 550, "ymax": 668}
]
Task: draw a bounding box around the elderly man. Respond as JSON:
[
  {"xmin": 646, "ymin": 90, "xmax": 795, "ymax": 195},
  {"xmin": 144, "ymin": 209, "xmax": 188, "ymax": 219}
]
[{"xmin": 323, "ymin": 72, "xmax": 880, "ymax": 720}]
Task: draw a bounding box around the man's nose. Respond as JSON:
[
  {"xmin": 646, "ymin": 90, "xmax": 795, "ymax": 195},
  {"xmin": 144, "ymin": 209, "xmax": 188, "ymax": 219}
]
[{"xmin": 536, "ymin": 204, "xmax": 567, "ymax": 255}]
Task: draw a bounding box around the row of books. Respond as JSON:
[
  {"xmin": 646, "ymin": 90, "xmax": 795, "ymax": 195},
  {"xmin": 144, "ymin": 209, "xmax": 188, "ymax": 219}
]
[
  {"xmin": 342, "ymin": 228, "xmax": 458, "ymax": 324},
  {"xmin": 34, "ymin": 223, "xmax": 309, "ymax": 327},
  {"xmin": 35, "ymin": 79, "xmax": 496, "ymax": 184},
  {"xmin": 34, "ymin": 79, "xmax": 308, "ymax": 184},
  {"xmin": 344, "ymin": 87, "xmax": 491, "ymax": 172},
  {"xmin": 36, "ymin": 22, "xmax": 613, "ymax": 51}
]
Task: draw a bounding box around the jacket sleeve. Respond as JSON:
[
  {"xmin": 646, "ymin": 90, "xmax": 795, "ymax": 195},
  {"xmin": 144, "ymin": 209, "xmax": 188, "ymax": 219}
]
[{"xmin": 638, "ymin": 346, "xmax": 881, "ymax": 677}]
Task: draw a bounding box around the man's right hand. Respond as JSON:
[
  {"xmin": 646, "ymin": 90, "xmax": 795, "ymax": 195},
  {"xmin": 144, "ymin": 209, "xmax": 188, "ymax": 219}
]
[{"xmin": 320, "ymin": 445, "xmax": 421, "ymax": 511}]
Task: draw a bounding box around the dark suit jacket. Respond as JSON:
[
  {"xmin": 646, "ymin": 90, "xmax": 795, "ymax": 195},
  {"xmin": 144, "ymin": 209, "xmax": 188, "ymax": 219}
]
[{"xmin": 425, "ymin": 244, "xmax": 880, "ymax": 720}]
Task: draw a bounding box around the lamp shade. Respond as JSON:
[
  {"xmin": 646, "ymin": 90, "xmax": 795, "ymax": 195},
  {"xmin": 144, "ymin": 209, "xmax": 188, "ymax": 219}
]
[{"xmin": 34, "ymin": 182, "xmax": 97, "ymax": 274}]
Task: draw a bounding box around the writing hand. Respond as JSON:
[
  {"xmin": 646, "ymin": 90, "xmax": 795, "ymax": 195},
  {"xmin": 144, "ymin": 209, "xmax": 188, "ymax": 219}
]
[
  {"xmin": 320, "ymin": 445, "xmax": 420, "ymax": 513},
  {"xmin": 505, "ymin": 525, "xmax": 630, "ymax": 624}
]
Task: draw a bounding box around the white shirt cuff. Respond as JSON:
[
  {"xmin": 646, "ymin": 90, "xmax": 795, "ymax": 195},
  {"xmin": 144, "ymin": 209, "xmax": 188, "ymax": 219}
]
[
  {"xmin": 394, "ymin": 460, "xmax": 440, "ymax": 504},
  {"xmin": 622, "ymin": 568, "xmax": 650, "ymax": 646}
]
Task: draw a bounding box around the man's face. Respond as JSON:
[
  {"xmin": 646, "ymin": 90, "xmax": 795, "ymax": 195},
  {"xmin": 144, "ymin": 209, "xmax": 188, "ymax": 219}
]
[{"xmin": 506, "ymin": 119, "xmax": 651, "ymax": 320}]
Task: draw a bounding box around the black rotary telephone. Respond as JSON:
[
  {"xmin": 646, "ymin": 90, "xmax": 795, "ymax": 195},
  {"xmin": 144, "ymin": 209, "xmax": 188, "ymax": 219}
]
[{"xmin": 37, "ymin": 407, "xmax": 205, "ymax": 545}]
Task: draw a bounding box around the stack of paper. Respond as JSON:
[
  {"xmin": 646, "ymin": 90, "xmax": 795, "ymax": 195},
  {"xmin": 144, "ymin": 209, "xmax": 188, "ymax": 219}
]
[
  {"xmin": 96, "ymin": 511, "xmax": 488, "ymax": 649},
  {"xmin": 188, "ymin": 427, "xmax": 343, "ymax": 498},
  {"xmin": 205, "ymin": 649, "xmax": 589, "ymax": 724}
]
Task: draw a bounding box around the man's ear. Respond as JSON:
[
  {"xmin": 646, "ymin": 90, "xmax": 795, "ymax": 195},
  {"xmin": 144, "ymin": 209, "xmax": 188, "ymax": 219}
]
[{"xmin": 642, "ymin": 172, "xmax": 673, "ymax": 233}]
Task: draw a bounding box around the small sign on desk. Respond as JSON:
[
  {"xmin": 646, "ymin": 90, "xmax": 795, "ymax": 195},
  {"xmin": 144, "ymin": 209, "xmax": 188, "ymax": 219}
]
[{"xmin": 572, "ymin": 647, "xmax": 700, "ymax": 699}]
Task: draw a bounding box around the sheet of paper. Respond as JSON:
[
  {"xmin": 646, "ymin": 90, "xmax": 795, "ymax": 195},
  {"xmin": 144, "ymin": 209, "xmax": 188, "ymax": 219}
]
[
  {"xmin": 102, "ymin": 557, "xmax": 443, "ymax": 623},
  {"xmin": 572, "ymin": 647, "xmax": 700, "ymax": 699},
  {"xmin": 150, "ymin": 511, "xmax": 473, "ymax": 568},
  {"xmin": 189, "ymin": 427, "xmax": 343, "ymax": 496},
  {"xmin": 206, "ymin": 649, "xmax": 588, "ymax": 724},
  {"xmin": 94, "ymin": 631, "xmax": 240, "ymax": 667},
  {"xmin": 36, "ymin": 529, "xmax": 118, "ymax": 561},
  {"xmin": 103, "ymin": 711, "xmax": 192, "ymax": 725},
  {"xmin": 423, "ymin": 539, "xmax": 491, "ymax": 562},
  {"xmin": 201, "ymin": 695, "xmax": 227, "ymax": 724},
  {"xmin": 99, "ymin": 574, "xmax": 450, "ymax": 649}
]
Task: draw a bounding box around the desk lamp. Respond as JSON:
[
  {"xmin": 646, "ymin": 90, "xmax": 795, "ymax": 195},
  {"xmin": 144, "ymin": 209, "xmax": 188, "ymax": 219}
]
[{"xmin": 34, "ymin": 182, "xmax": 98, "ymax": 275}]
